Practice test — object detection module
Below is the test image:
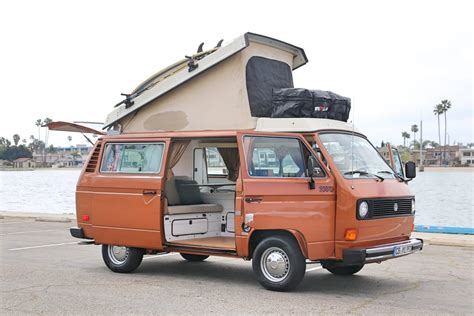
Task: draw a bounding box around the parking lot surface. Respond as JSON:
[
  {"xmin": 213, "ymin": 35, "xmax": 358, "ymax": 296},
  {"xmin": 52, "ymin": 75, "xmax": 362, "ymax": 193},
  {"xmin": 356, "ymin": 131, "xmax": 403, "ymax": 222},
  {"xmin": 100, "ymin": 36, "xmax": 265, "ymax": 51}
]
[{"xmin": 1, "ymin": 218, "xmax": 473, "ymax": 315}]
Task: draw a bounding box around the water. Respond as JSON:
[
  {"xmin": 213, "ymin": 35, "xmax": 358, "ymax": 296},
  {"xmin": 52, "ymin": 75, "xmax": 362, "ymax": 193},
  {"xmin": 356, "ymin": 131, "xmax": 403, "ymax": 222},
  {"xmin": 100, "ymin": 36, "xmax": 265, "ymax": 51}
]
[
  {"xmin": 0, "ymin": 169, "xmax": 81, "ymax": 214},
  {"xmin": 409, "ymin": 170, "xmax": 473, "ymax": 228},
  {"xmin": 0, "ymin": 169, "xmax": 473, "ymax": 227}
]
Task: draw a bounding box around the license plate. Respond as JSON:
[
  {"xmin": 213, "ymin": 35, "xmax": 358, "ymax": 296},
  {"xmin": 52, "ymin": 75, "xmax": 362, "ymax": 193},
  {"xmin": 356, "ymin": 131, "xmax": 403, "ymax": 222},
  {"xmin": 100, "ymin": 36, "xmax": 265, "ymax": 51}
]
[{"xmin": 393, "ymin": 244, "xmax": 412, "ymax": 256}]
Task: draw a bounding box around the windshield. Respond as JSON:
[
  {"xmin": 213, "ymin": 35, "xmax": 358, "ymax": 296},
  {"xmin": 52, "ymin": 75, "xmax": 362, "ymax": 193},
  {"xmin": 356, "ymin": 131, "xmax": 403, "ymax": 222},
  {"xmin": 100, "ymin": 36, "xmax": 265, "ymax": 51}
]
[{"xmin": 319, "ymin": 133, "xmax": 395, "ymax": 179}]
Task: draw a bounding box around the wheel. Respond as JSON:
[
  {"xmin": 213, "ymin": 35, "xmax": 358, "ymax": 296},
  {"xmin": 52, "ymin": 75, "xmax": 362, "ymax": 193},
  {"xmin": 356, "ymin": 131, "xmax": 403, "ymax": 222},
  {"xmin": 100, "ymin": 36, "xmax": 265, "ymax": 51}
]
[
  {"xmin": 180, "ymin": 253, "xmax": 209, "ymax": 262},
  {"xmin": 102, "ymin": 244, "xmax": 144, "ymax": 273},
  {"xmin": 325, "ymin": 264, "xmax": 364, "ymax": 275},
  {"xmin": 252, "ymin": 236, "xmax": 306, "ymax": 291}
]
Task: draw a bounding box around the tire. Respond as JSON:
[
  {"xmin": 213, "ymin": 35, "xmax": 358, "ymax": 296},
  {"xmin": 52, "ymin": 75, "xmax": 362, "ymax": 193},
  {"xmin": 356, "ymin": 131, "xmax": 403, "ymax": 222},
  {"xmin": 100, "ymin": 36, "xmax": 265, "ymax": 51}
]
[
  {"xmin": 252, "ymin": 235, "xmax": 306, "ymax": 291},
  {"xmin": 180, "ymin": 253, "xmax": 209, "ymax": 262},
  {"xmin": 102, "ymin": 244, "xmax": 144, "ymax": 273},
  {"xmin": 325, "ymin": 264, "xmax": 364, "ymax": 275}
]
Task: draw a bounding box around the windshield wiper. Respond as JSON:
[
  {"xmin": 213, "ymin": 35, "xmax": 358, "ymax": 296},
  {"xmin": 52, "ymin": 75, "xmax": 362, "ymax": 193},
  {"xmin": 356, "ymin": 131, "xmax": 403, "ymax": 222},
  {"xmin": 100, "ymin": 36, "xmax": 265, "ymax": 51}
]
[
  {"xmin": 344, "ymin": 170, "xmax": 384, "ymax": 181},
  {"xmin": 378, "ymin": 170, "xmax": 405, "ymax": 182}
]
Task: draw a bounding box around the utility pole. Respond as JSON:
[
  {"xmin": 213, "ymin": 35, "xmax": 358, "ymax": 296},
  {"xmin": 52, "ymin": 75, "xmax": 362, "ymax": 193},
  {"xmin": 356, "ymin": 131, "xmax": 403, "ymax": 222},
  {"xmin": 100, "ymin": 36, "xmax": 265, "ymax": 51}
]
[{"xmin": 419, "ymin": 119, "xmax": 424, "ymax": 172}]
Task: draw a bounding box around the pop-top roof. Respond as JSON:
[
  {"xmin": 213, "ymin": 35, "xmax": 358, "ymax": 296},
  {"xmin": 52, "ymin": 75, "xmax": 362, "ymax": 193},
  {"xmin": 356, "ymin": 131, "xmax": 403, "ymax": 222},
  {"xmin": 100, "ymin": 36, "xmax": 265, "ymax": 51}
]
[{"xmin": 104, "ymin": 33, "xmax": 308, "ymax": 129}]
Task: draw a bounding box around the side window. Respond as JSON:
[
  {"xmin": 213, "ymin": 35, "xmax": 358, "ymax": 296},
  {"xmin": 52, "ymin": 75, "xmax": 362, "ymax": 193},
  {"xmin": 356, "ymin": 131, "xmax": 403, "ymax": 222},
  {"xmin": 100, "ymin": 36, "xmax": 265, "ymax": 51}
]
[
  {"xmin": 244, "ymin": 136, "xmax": 322, "ymax": 178},
  {"xmin": 101, "ymin": 143, "xmax": 164, "ymax": 173},
  {"xmin": 205, "ymin": 147, "xmax": 228, "ymax": 176}
]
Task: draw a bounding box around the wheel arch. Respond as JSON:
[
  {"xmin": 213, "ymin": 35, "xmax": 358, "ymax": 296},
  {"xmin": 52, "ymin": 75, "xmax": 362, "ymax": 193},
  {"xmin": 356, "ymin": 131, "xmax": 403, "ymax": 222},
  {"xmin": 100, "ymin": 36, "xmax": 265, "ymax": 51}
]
[{"xmin": 248, "ymin": 229, "xmax": 308, "ymax": 259}]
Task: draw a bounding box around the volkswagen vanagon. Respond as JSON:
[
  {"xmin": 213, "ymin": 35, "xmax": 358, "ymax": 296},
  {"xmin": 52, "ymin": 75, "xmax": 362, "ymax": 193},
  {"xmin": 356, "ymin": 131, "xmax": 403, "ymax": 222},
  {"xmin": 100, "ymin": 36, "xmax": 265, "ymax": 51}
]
[{"xmin": 70, "ymin": 118, "xmax": 423, "ymax": 291}]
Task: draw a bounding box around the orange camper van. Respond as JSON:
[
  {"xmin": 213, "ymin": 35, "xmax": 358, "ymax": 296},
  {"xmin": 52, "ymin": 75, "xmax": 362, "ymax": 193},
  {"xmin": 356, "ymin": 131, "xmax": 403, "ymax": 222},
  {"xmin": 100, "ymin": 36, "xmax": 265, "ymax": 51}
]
[
  {"xmin": 60, "ymin": 33, "xmax": 423, "ymax": 291},
  {"xmin": 68, "ymin": 118, "xmax": 422, "ymax": 291}
]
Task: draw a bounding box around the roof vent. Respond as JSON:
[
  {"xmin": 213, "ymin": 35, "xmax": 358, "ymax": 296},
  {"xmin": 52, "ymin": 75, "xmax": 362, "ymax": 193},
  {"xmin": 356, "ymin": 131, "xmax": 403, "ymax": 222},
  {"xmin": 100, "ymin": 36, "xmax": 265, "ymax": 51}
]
[{"xmin": 85, "ymin": 142, "xmax": 101, "ymax": 173}]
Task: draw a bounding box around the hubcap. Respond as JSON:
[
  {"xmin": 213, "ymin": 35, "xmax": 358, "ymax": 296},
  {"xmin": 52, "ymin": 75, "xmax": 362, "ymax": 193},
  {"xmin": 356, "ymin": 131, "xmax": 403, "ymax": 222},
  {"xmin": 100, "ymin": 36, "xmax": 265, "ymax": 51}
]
[
  {"xmin": 260, "ymin": 247, "xmax": 290, "ymax": 282},
  {"xmin": 108, "ymin": 245, "xmax": 129, "ymax": 265}
]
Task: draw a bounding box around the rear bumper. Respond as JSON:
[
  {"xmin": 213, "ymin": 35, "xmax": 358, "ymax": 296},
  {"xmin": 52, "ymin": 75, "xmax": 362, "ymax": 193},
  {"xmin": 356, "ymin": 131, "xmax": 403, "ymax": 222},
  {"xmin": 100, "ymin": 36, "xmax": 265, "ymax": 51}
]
[
  {"xmin": 342, "ymin": 238, "xmax": 423, "ymax": 265},
  {"xmin": 70, "ymin": 227, "xmax": 88, "ymax": 239}
]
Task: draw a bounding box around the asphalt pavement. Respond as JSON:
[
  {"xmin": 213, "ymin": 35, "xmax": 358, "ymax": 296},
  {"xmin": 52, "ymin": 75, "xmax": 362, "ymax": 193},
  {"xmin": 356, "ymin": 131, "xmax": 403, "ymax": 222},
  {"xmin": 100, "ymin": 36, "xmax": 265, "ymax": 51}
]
[{"xmin": 1, "ymin": 218, "xmax": 473, "ymax": 315}]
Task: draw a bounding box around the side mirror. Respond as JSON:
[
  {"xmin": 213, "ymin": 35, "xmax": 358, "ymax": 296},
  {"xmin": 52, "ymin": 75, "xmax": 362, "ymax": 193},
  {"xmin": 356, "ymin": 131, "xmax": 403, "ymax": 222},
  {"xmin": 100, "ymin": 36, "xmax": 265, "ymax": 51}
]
[
  {"xmin": 405, "ymin": 161, "xmax": 416, "ymax": 179},
  {"xmin": 307, "ymin": 156, "xmax": 321, "ymax": 177},
  {"xmin": 307, "ymin": 156, "xmax": 321, "ymax": 190}
]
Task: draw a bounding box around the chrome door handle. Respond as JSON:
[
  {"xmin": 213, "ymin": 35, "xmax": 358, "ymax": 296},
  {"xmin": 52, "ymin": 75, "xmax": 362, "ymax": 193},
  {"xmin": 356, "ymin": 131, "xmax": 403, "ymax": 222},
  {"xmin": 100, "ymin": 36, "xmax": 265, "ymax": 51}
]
[{"xmin": 245, "ymin": 197, "xmax": 263, "ymax": 203}]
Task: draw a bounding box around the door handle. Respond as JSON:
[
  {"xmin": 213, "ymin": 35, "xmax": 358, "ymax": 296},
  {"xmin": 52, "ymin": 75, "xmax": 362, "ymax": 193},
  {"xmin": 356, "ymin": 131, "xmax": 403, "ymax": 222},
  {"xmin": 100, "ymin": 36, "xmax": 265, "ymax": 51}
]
[
  {"xmin": 143, "ymin": 190, "xmax": 157, "ymax": 195},
  {"xmin": 245, "ymin": 197, "xmax": 263, "ymax": 203}
]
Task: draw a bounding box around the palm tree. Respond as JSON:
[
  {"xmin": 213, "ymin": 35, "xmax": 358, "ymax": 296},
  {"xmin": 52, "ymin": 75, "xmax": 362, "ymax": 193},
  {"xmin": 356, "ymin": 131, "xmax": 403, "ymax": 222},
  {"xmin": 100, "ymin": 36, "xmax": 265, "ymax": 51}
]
[
  {"xmin": 13, "ymin": 134, "xmax": 20, "ymax": 146},
  {"xmin": 439, "ymin": 99, "xmax": 452, "ymax": 164},
  {"xmin": 410, "ymin": 124, "xmax": 418, "ymax": 149},
  {"xmin": 401, "ymin": 132, "xmax": 410, "ymax": 147},
  {"xmin": 433, "ymin": 103, "xmax": 444, "ymax": 165},
  {"xmin": 43, "ymin": 118, "xmax": 53, "ymax": 166},
  {"xmin": 67, "ymin": 136, "xmax": 72, "ymax": 147},
  {"xmin": 429, "ymin": 141, "xmax": 439, "ymax": 148},
  {"xmin": 35, "ymin": 119, "xmax": 43, "ymax": 141}
]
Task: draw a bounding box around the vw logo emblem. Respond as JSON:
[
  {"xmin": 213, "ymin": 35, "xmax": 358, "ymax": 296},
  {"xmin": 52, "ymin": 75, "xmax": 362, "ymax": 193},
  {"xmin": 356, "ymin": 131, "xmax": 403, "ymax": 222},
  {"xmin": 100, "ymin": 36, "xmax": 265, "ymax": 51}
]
[{"xmin": 394, "ymin": 203, "xmax": 399, "ymax": 212}]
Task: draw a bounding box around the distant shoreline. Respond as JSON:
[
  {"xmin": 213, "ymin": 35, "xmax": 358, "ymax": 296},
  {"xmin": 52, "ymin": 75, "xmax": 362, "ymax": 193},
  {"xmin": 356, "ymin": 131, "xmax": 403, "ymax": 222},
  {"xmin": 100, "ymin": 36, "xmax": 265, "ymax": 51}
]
[{"xmin": 420, "ymin": 167, "xmax": 474, "ymax": 172}]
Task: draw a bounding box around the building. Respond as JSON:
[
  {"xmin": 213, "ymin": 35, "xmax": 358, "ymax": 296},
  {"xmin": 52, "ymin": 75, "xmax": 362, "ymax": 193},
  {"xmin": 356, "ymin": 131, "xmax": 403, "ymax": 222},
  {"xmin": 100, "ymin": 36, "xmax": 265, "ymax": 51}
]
[
  {"xmin": 424, "ymin": 145, "xmax": 461, "ymax": 166},
  {"xmin": 13, "ymin": 158, "xmax": 36, "ymax": 168},
  {"xmin": 32, "ymin": 145, "xmax": 92, "ymax": 168},
  {"xmin": 460, "ymin": 147, "xmax": 474, "ymax": 166}
]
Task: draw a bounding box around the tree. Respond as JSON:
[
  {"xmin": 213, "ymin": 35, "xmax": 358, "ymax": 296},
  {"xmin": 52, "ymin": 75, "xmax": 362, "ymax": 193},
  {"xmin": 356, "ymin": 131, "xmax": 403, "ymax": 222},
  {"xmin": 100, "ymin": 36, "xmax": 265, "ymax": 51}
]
[
  {"xmin": 13, "ymin": 134, "xmax": 20, "ymax": 146},
  {"xmin": 67, "ymin": 135, "xmax": 72, "ymax": 147},
  {"xmin": 0, "ymin": 145, "xmax": 32, "ymax": 162},
  {"xmin": 439, "ymin": 99, "xmax": 452, "ymax": 164},
  {"xmin": 414, "ymin": 140, "xmax": 431, "ymax": 150},
  {"xmin": 410, "ymin": 125, "xmax": 418, "ymax": 149},
  {"xmin": 433, "ymin": 103, "xmax": 444, "ymax": 165},
  {"xmin": 21, "ymin": 139, "xmax": 27, "ymax": 145},
  {"xmin": 381, "ymin": 141, "xmax": 385, "ymax": 147},
  {"xmin": 401, "ymin": 132, "xmax": 410, "ymax": 147},
  {"xmin": 48, "ymin": 144, "xmax": 57, "ymax": 153},
  {"xmin": 35, "ymin": 119, "xmax": 43, "ymax": 141}
]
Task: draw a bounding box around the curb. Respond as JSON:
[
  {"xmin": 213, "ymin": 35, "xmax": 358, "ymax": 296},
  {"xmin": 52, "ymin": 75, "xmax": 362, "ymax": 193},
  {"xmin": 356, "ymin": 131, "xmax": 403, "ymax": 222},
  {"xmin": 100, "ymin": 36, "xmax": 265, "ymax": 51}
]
[
  {"xmin": 0, "ymin": 212, "xmax": 75, "ymax": 223},
  {"xmin": 35, "ymin": 217, "xmax": 72, "ymax": 223}
]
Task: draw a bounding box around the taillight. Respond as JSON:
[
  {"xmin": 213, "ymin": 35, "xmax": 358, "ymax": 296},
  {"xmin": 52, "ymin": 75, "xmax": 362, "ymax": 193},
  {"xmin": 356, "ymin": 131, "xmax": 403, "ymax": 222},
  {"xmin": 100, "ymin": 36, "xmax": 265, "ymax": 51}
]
[{"xmin": 82, "ymin": 214, "xmax": 90, "ymax": 221}]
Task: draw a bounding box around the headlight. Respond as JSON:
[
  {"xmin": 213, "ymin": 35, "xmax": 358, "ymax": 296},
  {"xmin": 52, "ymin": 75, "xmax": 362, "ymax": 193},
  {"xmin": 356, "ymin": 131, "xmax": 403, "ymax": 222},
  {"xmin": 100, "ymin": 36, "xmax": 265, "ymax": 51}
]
[
  {"xmin": 411, "ymin": 199, "xmax": 416, "ymax": 214},
  {"xmin": 358, "ymin": 201, "xmax": 369, "ymax": 218}
]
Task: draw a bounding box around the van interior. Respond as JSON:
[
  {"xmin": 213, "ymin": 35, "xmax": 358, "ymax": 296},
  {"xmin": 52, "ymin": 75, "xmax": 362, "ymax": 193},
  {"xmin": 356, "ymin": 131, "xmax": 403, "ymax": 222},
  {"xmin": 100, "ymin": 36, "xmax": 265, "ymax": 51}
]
[{"xmin": 163, "ymin": 138, "xmax": 239, "ymax": 251}]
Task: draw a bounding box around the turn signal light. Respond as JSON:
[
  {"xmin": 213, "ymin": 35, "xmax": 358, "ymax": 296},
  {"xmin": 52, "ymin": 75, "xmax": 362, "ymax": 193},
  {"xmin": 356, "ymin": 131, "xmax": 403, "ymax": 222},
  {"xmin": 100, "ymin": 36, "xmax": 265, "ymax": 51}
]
[
  {"xmin": 345, "ymin": 229, "xmax": 358, "ymax": 241},
  {"xmin": 82, "ymin": 214, "xmax": 90, "ymax": 221}
]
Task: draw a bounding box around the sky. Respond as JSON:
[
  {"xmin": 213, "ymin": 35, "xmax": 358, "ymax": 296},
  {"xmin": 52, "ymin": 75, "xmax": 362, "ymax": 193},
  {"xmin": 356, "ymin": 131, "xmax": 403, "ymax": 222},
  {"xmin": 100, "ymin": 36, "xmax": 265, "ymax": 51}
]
[{"xmin": 0, "ymin": 0, "xmax": 472, "ymax": 147}]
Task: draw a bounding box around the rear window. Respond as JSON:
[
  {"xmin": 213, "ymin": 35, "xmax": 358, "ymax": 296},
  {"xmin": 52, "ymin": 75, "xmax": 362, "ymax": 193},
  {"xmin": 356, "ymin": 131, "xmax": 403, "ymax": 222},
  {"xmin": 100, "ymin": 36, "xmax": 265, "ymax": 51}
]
[{"xmin": 100, "ymin": 143, "xmax": 165, "ymax": 173}]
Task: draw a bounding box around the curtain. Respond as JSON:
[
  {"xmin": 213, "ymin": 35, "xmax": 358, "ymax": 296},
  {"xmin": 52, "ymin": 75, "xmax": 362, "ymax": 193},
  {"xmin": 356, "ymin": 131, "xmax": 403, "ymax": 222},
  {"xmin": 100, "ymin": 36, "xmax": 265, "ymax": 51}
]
[
  {"xmin": 166, "ymin": 140, "xmax": 190, "ymax": 178},
  {"xmin": 217, "ymin": 147, "xmax": 240, "ymax": 181}
]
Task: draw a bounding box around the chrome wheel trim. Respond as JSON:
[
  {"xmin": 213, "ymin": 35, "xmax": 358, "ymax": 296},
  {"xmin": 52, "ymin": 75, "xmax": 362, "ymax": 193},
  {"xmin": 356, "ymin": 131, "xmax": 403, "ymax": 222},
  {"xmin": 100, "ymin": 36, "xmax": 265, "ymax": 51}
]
[
  {"xmin": 260, "ymin": 246, "xmax": 291, "ymax": 282},
  {"xmin": 108, "ymin": 245, "xmax": 129, "ymax": 265}
]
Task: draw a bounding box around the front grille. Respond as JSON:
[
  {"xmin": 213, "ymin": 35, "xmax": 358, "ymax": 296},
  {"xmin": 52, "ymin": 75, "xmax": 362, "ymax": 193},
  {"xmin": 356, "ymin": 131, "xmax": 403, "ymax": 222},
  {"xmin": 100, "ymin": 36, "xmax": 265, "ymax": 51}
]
[{"xmin": 358, "ymin": 198, "xmax": 413, "ymax": 219}]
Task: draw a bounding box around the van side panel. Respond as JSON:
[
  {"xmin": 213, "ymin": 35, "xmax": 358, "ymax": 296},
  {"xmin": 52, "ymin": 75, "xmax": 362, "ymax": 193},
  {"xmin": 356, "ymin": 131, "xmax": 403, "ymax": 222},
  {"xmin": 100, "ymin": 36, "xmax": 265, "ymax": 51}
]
[{"xmin": 75, "ymin": 138, "xmax": 170, "ymax": 250}]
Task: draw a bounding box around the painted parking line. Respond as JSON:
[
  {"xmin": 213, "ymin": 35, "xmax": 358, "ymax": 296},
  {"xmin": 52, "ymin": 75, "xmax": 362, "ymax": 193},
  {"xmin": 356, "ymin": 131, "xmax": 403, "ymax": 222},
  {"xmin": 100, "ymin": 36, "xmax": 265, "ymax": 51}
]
[
  {"xmin": 0, "ymin": 229, "xmax": 61, "ymax": 236},
  {"xmin": 306, "ymin": 266, "xmax": 323, "ymax": 272},
  {"xmin": 8, "ymin": 242, "xmax": 77, "ymax": 251}
]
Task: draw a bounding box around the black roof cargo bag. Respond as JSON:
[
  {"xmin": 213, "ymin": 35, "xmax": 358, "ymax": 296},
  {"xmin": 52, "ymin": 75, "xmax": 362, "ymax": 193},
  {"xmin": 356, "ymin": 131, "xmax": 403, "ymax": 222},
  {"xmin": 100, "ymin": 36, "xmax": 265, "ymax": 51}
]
[{"xmin": 271, "ymin": 88, "xmax": 351, "ymax": 122}]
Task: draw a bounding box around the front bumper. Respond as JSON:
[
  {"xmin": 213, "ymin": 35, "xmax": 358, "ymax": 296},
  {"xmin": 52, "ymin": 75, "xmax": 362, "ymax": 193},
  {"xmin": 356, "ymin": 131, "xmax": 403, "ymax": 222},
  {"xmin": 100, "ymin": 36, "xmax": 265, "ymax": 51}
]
[{"xmin": 342, "ymin": 238, "xmax": 423, "ymax": 265}]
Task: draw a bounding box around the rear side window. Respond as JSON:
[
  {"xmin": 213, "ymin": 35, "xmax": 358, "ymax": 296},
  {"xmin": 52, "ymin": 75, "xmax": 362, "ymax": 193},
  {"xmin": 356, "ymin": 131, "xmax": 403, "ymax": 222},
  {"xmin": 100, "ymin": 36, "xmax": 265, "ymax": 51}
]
[
  {"xmin": 100, "ymin": 143, "xmax": 165, "ymax": 173},
  {"xmin": 243, "ymin": 136, "xmax": 317, "ymax": 178}
]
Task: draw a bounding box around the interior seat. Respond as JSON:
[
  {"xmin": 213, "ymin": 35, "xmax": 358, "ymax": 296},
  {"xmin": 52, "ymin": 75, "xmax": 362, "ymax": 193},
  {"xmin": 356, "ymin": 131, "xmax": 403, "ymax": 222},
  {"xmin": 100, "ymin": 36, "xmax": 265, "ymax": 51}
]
[{"xmin": 164, "ymin": 176, "xmax": 223, "ymax": 215}]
